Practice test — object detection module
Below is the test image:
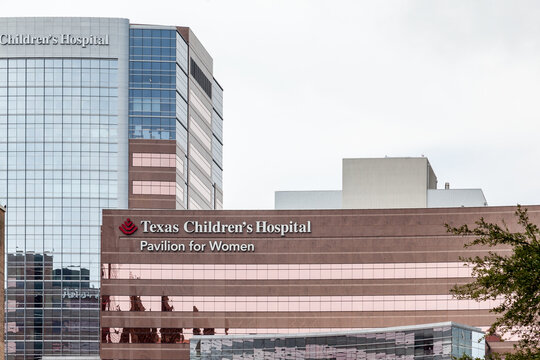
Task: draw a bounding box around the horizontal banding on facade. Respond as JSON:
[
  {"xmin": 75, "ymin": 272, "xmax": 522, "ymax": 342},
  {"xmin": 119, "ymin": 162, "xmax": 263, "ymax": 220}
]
[{"xmin": 101, "ymin": 206, "xmax": 531, "ymax": 359}]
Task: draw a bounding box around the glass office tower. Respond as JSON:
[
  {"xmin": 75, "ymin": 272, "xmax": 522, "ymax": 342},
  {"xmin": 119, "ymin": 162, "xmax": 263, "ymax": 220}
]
[
  {"xmin": 0, "ymin": 17, "xmax": 223, "ymax": 359},
  {"xmin": 128, "ymin": 25, "xmax": 223, "ymax": 211}
]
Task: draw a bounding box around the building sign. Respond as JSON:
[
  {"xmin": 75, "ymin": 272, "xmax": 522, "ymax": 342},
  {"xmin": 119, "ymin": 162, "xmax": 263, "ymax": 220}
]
[
  {"xmin": 120, "ymin": 218, "xmax": 312, "ymax": 254},
  {"xmin": 139, "ymin": 239, "xmax": 256, "ymax": 253},
  {"xmin": 0, "ymin": 34, "xmax": 109, "ymax": 47},
  {"xmin": 140, "ymin": 220, "xmax": 312, "ymax": 237},
  {"xmin": 119, "ymin": 218, "xmax": 138, "ymax": 235},
  {"xmin": 62, "ymin": 288, "xmax": 99, "ymax": 299}
]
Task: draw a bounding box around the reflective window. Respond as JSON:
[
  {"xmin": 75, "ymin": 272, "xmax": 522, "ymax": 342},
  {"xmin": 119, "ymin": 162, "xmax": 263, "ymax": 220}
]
[
  {"xmin": 190, "ymin": 325, "xmax": 485, "ymax": 360},
  {"xmin": 132, "ymin": 153, "xmax": 175, "ymax": 167},
  {"xmin": 190, "ymin": 58, "xmax": 212, "ymax": 98},
  {"xmin": 1, "ymin": 58, "xmax": 118, "ymax": 358},
  {"xmin": 212, "ymin": 79, "xmax": 223, "ymax": 118},
  {"xmin": 102, "ymin": 262, "xmax": 474, "ymax": 281},
  {"xmin": 102, "ymin": 294, "xmax": 501, "ymax": 313},
  {"xmin": 129, "ymin": 28, "xmax": 176, "ymax": 140},
  {"xmin": 176, "ymin": 32, "xmax": 188, "ymax": 74},
  {"xmin": 132, "ymin": 181, "xmax": 175, "ymax": 195}
]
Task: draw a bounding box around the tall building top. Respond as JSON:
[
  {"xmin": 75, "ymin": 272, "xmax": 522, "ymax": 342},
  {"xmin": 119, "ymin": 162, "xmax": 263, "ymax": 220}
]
[
  {"xmin": 276, "ymin": 157, "xmax": 487, "ymax": 210},
  {"xmin": 0, "ymin": 17, "xmax": 224, "ymax": 359}
]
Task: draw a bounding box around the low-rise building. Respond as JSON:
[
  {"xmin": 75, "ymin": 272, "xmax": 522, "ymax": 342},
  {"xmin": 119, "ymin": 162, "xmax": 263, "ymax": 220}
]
[
  {"xmin": 191, "ymin": 322, "xmax": 485, "ymax": 359},
  {"xmin": 275, "ymin": 157, "xmax": 487, "ymax": 210},
  {"xmin": 100, "ymin": 206, "xmax": 521, "ymax": 359}
]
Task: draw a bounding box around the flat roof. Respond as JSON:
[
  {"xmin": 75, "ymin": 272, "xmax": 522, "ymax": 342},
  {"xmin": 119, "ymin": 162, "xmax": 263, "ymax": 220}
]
[{"xmin": 192, "ymin": 322, "xmax": 483, "ymax": 341}]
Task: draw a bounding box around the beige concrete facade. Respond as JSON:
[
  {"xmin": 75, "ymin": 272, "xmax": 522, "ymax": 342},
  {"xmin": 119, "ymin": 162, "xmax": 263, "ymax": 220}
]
[
  {"xmin": 342, "ymin": 157, "xmax": 437, "ymax": 209},
  {"xmin": 277, "ymin": 157, "xmax": 487, "ymax": 210}
]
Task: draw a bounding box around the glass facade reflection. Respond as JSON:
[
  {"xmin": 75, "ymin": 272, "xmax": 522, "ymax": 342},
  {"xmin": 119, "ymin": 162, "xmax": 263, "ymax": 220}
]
[
  {"xmin": 191, "ymin": 323, "xmax": 486, "ymax": 360},
  {"xmin": 101, "ymin": 262, "xmax": 475, "ymax": 280},
  {"xmin": 2, "ymin": 17, "xmax": 224, "ymax": 360},
  {"xmin": 102, "ymin": 294, "xmax": 501, "ymax": 313},
  {"xmin": 128, "ymin": 28, "xmax": 177, "ymax": 140},
  {"xmin": 1, "ymin": 58, "xmax": 121, "ymax": 358}
]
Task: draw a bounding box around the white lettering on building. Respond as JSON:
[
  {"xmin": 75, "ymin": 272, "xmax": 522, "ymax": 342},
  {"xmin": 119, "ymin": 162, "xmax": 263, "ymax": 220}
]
[{"xmin": 0, "ymin": 34, "xmax": 110, "ymax": 47}]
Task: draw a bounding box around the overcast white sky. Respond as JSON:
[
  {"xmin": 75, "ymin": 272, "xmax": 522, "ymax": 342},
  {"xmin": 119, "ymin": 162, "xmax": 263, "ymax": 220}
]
[{"xmin": 5, "ymin": 1, "xmax": 540, "ymax": 209}]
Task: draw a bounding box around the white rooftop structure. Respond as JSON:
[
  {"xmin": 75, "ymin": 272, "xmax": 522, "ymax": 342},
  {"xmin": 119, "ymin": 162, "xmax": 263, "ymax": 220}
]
[{"xmin": 275, "ymin": 157, "xmax": 487, "ymax": 210}]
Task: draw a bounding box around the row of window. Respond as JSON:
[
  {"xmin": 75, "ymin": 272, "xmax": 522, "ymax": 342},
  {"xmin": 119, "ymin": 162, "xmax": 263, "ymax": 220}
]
[
  {"xmin": 193, "ymin": 342, "xmax": 478, "ymax": 359},
  {"xmin": 130, "ymin": 37, "xmax": 176, "ymax": 47},
  {"xmin": 8, "ymin": 272, "xmax": 100, "ymax": 282},
  {"xmin": 6, "ymin": 341, "xmax": 99, "ymax": 356},
  {"xmin": 130, "ymin": 88, "xmax": 175, "ymax": 98},
  {"xmin": 102, "ymin": 262, "xmax": 473, "ymax": 281},
  {"xmin": 129, "ymin": 117, "xmax": 176, "ymax": 140},
  {"xmin": 0, "ymin": 58, "xmax": 118, "ymax": 69},
  {"xmin": 129, "ymin": 114, "xmax": 176, "ymax": 127},
  {"xmin": 3, "ymin": 89, "xmax": 117, "ymax": 99},
  {"xmin": 0, "ymin": 114, "xmax": 118, "ymax": 124},
  {"xmin": 132, "ymin": 181, "xmax": 175, "ymax": 196},
  {"xmin": 8, "ymin": 331, "xmax": 99, "ymax": 340},
  {"xmin": 130, "ymin": 29, "xmax": 176, "ymax": 38},
  {"xmin": 103, "ymin": 327, "xmax": 380, "ymax": 339},
  {"xmin": 5, "ymin": 130, "xmax": 118, "ymax": 144},
  {"xmin": 129, "ymin": 47, "xmax": 176, "ymax": 59},
  {"xmin": 7, "ymin": 300, "xmax": 100, "ymax": 310},
  {"xmin": 132, "ymin": 153, "xmax": 175, "ymax": 167},
  {"xmin": 1, "ymin": 69, "xmax": 118, "ymax": 88},
  {"xmin": 4, "ymin": 184, "xmax": 117, "ymax": 199},
  {"xmin": 190, "ymin": 58, "xmax": 212, "ymax": 98},
  {"xmin": 104, "ymin": 327, "xmax": 188, "ymax": 344},
  {"xmin": 2, "ymin": 87, "xmax": 118, "ymax": 97},
  {"xmin": 129, "ymin": 74, "xmax": 174, "ymax": 87},
  {"xmin": 102, "ymin": 295, "xmax": 501, "ymax": 313},
  {"xmin": 2, "ymin": 177, "xmax": 117, "ymax": 189},
  {"xmin": 129, "ymin": 98, "xmax": 175, "ymax": 115},
  {"xmin": 1, "ymin": 100, "xmax": 118, "ymax": 115}
]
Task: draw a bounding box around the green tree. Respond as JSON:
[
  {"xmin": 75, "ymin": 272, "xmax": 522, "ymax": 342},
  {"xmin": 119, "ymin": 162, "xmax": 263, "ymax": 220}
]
[{"xmin": 446, "ymin": 206, "xmax": 540, "ymax": 360}]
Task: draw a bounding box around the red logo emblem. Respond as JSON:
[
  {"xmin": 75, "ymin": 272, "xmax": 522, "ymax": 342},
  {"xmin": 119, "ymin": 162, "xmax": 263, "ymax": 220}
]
[{"xmin": 119, "ymin": 218, "xmax": 138, "ymax": 235}]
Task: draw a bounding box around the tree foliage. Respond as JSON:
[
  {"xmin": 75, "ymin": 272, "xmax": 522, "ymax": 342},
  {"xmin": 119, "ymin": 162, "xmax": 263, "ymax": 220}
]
[{"xmin": 446, "ymin": 206, "xmax": 540, "ymax": 359}]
